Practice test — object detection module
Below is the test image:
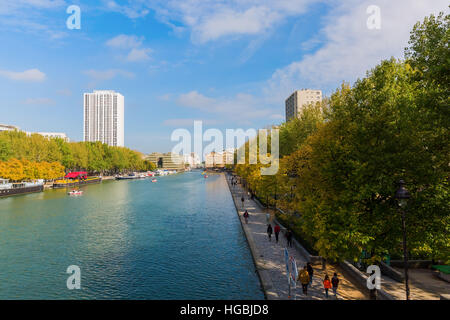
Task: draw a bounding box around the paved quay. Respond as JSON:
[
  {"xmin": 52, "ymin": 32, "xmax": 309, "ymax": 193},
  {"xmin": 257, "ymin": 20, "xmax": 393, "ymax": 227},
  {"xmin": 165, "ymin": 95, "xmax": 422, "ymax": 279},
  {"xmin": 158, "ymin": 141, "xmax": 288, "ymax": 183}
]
[{"xmin": 225, "ymin": 173, "xmax": 367, "ymax": 300}]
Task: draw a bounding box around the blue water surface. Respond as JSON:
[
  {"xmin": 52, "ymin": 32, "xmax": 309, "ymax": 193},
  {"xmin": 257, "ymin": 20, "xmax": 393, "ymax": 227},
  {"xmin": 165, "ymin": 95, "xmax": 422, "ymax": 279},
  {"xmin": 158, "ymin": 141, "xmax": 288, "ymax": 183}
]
[{"xmin": 0, "ymin": 172, "xmax": 264, "ymax": 299}]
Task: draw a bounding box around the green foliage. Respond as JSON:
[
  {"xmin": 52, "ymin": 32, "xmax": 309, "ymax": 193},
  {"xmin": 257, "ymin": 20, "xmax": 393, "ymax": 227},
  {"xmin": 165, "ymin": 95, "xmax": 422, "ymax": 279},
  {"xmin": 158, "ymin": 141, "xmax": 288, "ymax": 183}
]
[
  {"xmin": 0, "ymin": 130, "xmax": 152, "ymax": 178},
  {"xmin": 234, "ymin": 12, "xmax": 449, "ymax": 263}
]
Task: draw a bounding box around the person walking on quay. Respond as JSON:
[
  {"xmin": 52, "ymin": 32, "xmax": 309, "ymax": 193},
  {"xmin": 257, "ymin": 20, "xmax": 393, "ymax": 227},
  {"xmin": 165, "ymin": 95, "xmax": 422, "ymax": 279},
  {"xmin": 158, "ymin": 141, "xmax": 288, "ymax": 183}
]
[
  {"xmin": 331, "ymin": 273, "xmax": 340, "ymax": 298},
  {"xmin": 243, "ymin": 210, "xmax": 249, "ymax": 224},
  {"xmin": 247, "ymin": 191, "xmax": 251, "ymax": 200},
  {"xmin": 323, "ymin": 275, "xmax": 332, "ymax": 298},
  {"xmin": 307, "ymin": 262, "xmax": 314, "ymax": 286},
  {"xmin": 298, "ymin": 266, "xmax": 310, "ymax": 296},
  {"xmin": 267, "ymin": 224, "xmax": 273, "ymax": 241},
  {"xmin": 286, "ymin": 229, "xmax": 293, "ymax": 248},
  {"xmin": 274, "ymin": 224, "xmax": 281, "ymax": 243},
  {"xmin": 241, "ymin": 195, "xmax": 245, "ymax": 208}
]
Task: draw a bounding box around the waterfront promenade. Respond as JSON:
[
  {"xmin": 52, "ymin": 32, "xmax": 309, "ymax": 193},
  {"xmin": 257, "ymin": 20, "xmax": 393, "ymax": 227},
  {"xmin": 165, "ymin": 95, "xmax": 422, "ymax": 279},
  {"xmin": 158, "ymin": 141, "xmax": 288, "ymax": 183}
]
[{"xmin": 225, "ymin": 173, "xmax": 367, "ymax": 300}]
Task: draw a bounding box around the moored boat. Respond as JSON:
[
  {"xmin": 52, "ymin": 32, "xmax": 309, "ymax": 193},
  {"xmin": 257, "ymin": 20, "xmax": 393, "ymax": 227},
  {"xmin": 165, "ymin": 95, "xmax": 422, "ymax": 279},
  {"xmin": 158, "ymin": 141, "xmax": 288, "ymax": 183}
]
[
  {"xmin": 116, "ymin": 173, "xmax": 139, "ymax": 180},
  {"xmin": 53, "ymin": 172, "xmax": 102, "ymax": 189},
  {"xmin": 68, "ymin": 190, "xmax": 83, "ymax": 196},
  {"xmin": 0, "ymin": 179, "xmax": 44, "ymax": 197}
]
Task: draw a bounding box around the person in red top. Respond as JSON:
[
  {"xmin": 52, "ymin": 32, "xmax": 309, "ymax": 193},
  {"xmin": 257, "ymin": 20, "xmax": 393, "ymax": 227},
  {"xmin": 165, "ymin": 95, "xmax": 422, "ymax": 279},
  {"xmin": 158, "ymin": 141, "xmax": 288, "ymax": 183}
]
[
  {"xmin": 274, "ymin": 225, "xmax": 281, "ymax": 243},
  {"xmin": 323, "ymin": 275, "xmax": 332, "ymax": 298}
]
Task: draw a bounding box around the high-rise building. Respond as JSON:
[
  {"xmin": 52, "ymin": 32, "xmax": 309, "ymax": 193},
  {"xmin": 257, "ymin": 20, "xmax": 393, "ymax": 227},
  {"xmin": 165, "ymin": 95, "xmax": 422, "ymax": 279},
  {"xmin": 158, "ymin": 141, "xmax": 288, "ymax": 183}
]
[
  {"xmin": 285, "ymin": 89, "xmax": 322, "ymax": 121},
  {"xmin": 83, "ymin": 90, "xmax": 124, "ymax": 147}
]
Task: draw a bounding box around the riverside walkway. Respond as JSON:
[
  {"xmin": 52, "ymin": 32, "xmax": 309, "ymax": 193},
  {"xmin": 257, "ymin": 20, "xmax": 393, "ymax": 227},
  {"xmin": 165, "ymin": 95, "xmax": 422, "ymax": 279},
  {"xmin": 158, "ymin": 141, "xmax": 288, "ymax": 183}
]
[{"xmin": 225, "ymin": 173, "xmax": 367, "ymax": 300}]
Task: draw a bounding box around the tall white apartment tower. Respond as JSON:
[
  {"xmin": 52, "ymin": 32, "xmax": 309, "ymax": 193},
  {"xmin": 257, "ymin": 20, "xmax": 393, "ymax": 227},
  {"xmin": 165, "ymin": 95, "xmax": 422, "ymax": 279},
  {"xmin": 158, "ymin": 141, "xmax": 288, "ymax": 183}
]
[
  {"xmin": 285, "ymin": 89, "xmax": 322, "ymax": 121},
  {"xmin": 83, "ymin": 90, "xmax": 124, "ymax": 147}
]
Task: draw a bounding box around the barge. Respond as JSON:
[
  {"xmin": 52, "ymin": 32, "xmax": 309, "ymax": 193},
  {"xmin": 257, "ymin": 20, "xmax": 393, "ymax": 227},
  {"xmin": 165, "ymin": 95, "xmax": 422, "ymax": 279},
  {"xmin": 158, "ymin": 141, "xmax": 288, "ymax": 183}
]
[
  {"xmin": 0, "ymin": 179, "xmax": 44, "ymax": 197},
  {"xmin": 53, "ymin": 172, "xmax": 102, "ymax": 189}
]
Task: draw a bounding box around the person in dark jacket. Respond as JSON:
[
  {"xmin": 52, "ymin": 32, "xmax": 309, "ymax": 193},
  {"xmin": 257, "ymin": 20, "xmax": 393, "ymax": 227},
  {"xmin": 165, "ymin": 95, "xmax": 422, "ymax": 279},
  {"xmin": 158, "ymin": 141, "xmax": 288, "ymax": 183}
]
[
  {"xmin": 307, "ymin": 262, "xmax": 314, "ymax": 286},
  {"xmin": 286, "ymin": 229, "xmax": 293, "ymax": 247},
  {"xmin": 267, "ymin": 224, "xmax": 273, "ymax": 241},
  {"xmin": 243, "ymin": 210, "xmax": 249, "ymax": 224},
  {"xmin": 331, "ymin": 273, "xmax": 340, "ymax": 298},
  {"xmin": 274, "ymin": 224, "xmax": 281, "ymax": 243}
]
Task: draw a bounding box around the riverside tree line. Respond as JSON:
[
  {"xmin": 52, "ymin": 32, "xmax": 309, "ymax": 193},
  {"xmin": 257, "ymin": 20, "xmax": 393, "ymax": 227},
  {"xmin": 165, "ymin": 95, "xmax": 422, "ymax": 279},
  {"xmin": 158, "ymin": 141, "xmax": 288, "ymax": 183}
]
[
  {"xmin": 0, "ymin": 130, "xmax": 156, "ymax": 181},
  {"xmin": 235, "ymin": 13, "xmax": 449, "ymax": 264}
]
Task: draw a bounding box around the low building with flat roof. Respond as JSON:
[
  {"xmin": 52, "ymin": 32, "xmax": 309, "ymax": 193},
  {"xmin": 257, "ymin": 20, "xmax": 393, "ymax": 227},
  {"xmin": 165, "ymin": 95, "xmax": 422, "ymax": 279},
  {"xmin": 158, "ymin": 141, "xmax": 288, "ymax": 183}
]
[
  {"xmin": 0, "ymin": 124, "xmax": 20, "ymax": 132},
  {"xmin": 35, "ymin": 132, "xmax": 70, "ymax": 142},
  {"xmin": 146, "ymin": 152, "xmax": 185, "ymax": 171}
]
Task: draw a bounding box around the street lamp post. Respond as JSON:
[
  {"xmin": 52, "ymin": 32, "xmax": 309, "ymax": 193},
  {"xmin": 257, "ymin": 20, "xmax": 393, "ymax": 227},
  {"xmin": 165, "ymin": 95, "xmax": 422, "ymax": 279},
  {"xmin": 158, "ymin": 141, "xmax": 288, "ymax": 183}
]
[{"xmin": 395, "ymin": 180, "xmax": 411, "ymax": 300}]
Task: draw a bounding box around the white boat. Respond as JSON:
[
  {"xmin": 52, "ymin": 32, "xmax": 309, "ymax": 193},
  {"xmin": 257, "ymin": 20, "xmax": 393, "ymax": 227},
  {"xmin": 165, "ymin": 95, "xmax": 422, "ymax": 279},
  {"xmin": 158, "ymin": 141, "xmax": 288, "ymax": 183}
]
[
  {"xmin": 68, "ymin": 190, "xmax": 83, "ymax": 196},
  {"xmin": 151, "ymin": 179, "xmax": 157, "ymax": 183}
]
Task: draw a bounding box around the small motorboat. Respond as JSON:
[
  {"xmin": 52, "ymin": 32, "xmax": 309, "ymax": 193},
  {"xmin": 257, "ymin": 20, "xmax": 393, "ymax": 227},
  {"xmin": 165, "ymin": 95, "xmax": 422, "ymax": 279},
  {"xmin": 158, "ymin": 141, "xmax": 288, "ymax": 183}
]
[
  {"xmin": 68, "ymin": 190, "xmax": 83, "ymax": 196},
  {"xmin": 151, "ymin": 179, "xmax": 157, "ymax": 183}
]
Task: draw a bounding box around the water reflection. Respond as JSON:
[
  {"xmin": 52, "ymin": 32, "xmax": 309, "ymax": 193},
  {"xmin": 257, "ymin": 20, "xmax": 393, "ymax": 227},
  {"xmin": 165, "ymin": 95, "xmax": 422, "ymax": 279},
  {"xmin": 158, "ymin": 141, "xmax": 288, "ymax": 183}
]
[{"xmin": 0, "ymin": 173, "xmax": 264, "ymax": 299}]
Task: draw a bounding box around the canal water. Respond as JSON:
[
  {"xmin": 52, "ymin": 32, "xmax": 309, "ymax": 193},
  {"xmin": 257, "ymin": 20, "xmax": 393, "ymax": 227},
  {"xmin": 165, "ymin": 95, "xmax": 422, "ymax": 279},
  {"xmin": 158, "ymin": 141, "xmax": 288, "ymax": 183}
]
[{"xmin": 0, "ymin": 172, "xmax": 264, "ymax": 299}]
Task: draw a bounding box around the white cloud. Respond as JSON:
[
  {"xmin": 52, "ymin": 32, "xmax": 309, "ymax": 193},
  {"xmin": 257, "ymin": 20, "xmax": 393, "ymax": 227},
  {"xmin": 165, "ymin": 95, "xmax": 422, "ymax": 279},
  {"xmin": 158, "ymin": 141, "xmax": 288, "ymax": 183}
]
[
  {"xmin": 177, "ymin": 91, "xmax": 215, "ymax": 110},
  {"xmin": 0, "ymin": 68, "xmax": 46, "ymax": 82},
  {"xmin": 105, "ymin": 34, "xmax": 153, "ymax": 63},
  {"xmin": 106, "ymin": 0, "xmax": 149, "ymax": 19},
  {"xmin": 110, "ymin": 0, "xmax": 319, "ymax": 43},
  {"xmin": 177, "ymin": 91, "xmax": 279, "ymax": 124},
  {"xmin": 265, "ymin": 0, "xmax": 450, "ymax": 101},
  {"xmin": 22, "ymin": 97, "xmax": 55, "ymax": 105},
  {"xmin": 0, "ymin": 0, "xmax": 68, "ymax": 39},
  {"xmin": 106, "ymin": 34, "xmax": 143, "ymax": 49},
  {"xmin": 0, "ymin": 0, "xmax": 65, "ymax": 14},
  {"xmin": 126, "ymin": 48, "xmax": 152, "ymax": 62}
]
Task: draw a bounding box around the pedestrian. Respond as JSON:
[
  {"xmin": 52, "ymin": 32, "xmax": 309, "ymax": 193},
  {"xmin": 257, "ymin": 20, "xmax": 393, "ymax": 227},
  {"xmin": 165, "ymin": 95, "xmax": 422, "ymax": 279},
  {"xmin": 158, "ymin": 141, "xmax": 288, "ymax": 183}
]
[
  {"xmin": 307, "ymin": 262, "xmax": 314, "ymax": 285},
  {"xmin": 243, "ymin": 210, "xmax": 249, "ymax": 224},
  {"xmin": 241, "ymin": 196, "xmax": 245, "ymax": 208},
  {"xmin": 247, "ymin": 191, "xmax": 251, "ymax": 200},
  {"xmin": 266, "ymin": 212, "xmax": 271, "ymax": 224},
  {"xmin": 298, "ymin": 266, "xmax": 310, "ymax": 295},
  {"xmin": 323, "ymin": 275, "xmax": 332, "ymax": 298},
  {"xmin": 267, "ymin": 224, "xmax": 273, "ymax": 241},
  {"xmin": 331, "ymin": 273, "xmax": 340, "ymax": 298},
  {"xmin": 274, "ymin": 224, "xmax": 281, "ymax": 243},
  {"xmin": 286, "ymin": 229, "xmax": 293, "ymax": 248}
]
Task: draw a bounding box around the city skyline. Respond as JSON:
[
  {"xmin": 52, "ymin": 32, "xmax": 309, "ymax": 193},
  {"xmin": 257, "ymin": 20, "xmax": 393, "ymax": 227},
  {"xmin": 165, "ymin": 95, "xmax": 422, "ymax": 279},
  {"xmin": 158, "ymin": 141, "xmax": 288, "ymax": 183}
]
[{"xmin": 0, "ymin": 1, "xmax": 448, "ymax": 154}]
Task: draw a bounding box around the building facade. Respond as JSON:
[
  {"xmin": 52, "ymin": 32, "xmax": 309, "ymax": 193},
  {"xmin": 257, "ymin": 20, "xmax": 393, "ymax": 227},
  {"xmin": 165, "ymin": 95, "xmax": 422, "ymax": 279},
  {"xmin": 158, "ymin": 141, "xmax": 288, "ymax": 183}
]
[
  {"xmin": 146, "ymin": 152, "xmax": 185, "ymax": 171},
  {"xmin": 183, "ymin": 153, "xmax": 201, "ymax": 168},
  {"xmin": 0, "ymin": 124, "xmax": 20, "ymax": 132},
  {"xmin": 0, "ymin": 124, "xmax": 69, "ymax": 141},
  {"xmin": 84, "ymin": 90, "xmax": 124, "ymax": 147},
  {"xmin": 285, "ymin": 89, "xmax": 322, "ymax": 121},
  {"xmin": 35, "ymin": 132, "xmax": 70, "ymax": 142},
  {"xmin": 205, "ymin": 150, "xmax": 235, "ymax": 169}
]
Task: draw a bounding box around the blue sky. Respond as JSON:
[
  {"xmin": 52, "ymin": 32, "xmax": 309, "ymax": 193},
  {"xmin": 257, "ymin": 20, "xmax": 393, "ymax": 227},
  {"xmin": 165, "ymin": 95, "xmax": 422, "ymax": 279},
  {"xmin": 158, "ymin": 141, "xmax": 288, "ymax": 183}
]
[{"xmin": 0, "ymin": 0, "xmax": 448, "ymax": 153}]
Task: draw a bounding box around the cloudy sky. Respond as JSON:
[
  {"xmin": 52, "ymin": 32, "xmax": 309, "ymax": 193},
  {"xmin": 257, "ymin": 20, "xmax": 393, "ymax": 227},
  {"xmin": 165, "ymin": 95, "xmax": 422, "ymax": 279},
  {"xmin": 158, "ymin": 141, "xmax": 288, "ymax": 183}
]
[{"xmin": 0, "ymin": 0, "xmax": 448, "ymax": 152}]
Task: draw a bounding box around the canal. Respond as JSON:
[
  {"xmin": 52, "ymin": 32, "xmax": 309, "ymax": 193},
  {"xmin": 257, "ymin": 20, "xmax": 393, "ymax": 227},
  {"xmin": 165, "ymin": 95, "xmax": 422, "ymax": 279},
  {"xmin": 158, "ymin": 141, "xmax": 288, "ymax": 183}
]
[{"xmin": 0, "ymin": 171, "xmax": 264, "ymax": 299}]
